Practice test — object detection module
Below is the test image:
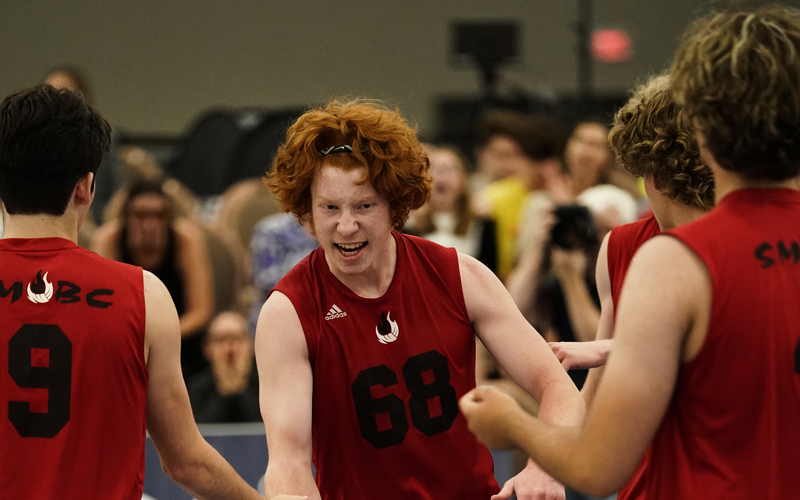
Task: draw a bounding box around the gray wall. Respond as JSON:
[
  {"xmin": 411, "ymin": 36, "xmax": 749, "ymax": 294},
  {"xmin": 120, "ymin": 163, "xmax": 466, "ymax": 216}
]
[{"xmin": 3, "ymin": 1, "xmax": 793, "ymax": 136}]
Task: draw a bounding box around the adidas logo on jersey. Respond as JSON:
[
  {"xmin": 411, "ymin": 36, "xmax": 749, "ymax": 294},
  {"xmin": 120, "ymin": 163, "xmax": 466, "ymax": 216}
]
[{"xmin": 325, "ymin": 304, "xmax": 347, "ymax": 320}]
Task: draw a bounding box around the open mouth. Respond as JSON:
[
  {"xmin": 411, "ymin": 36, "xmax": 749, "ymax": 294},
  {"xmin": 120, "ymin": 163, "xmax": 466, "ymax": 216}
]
[{"xmin": 334, "ymin": 242, "xmax": 367, "ymax": 256}]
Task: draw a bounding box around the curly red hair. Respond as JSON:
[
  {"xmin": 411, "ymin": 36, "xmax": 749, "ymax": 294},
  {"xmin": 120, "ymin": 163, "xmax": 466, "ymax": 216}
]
[{"xmin": 266, "ymin": 99, "xmax": 431, "ymax": 230}]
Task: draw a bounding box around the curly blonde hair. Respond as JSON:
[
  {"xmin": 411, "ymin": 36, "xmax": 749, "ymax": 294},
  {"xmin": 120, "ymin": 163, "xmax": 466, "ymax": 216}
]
[
  {"xmin": 265, "ymin": 99, "xmax": 431, "ymax": 230},
  {"xmin": 609, "ymin": 74, "xmax": 714, "ymax": 210},
  {"xmin": 670, "ymin": 5, "xmax": 800, "ymax": 181}
]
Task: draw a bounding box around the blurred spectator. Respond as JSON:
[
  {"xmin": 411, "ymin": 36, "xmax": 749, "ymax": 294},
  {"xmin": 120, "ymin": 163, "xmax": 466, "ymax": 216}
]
[
  {"xmin": 44, "ymin": 65, "xmax": 125, "ymax": 229},
  {"xmin": 577, "ymin": 184, "xmax": 639, "ymax": 242},
  {"xmin": 101, "ymin": 148, "xmax": 198, "ymax": 224},
  {"xmin": 507, "ymin": 184, "xmax": 639, "ymax": 389},
  {"xmin": 211, "ymin": 178, "xmax": 283, "ymax": 303},
  {"xmin": 44, "ymin": 66, "xmax": 92, "ymax": 103},
  {"xmin": 187, "ymin": 311, "xmax": 261, "ymax": 423},
  {"xmin": 92, "ymin": 179, "xmax": 214, "ymax": 379},
  {"xmin": 472, "ymin": 114, "xmax": 572, "ymax": 433},
  {"xmin": 406, "ymin": 145, "xmax": 497, "ymax": 271},
  {"xmin": 565, "ymin": 118, "xmax": 642, "ymax": 200},
  {"xmin": 473, "ymin": 111, "xmax": 571, "ymax": 280},
  {"xmin": 473, "ymin": 110, "xmax": 540, "ymax": 190},
  {"xmin": 564, "ymin": 119, "xmax": 613, "ymax": 196},
  {"xmin": 506, "ymin": 123, "xmax": 638, "ymax": 368},
  {"xmin": 248, "ymin": 212, "xmax": 318, "ymax": 332}
]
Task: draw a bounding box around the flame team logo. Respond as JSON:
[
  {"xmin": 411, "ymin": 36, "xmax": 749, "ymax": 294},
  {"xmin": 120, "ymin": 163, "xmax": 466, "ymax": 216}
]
[
  {"xmin": 27, "ymin": 270, "xmax": 54, "ymax": 304},
  {"xmin": 375, "ymin": 311, "xmax": 399, "ymax": 344}
]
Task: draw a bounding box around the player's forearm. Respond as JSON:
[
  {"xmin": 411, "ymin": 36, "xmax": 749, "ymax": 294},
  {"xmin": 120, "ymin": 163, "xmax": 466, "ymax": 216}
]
[
  {"xmin": 505, "ymin": 409, "xmax": 619, "ymax": 497},
  {"xmin": 535, "ymin": 377, "xmax": 585, "ymax": 428},
  {"xmin": 481, "ymin": 378, "xmax": 540, "ymax": 415},
  {"xmin": 168, "ymin": 441, "xmax": 263, "ymax": 500},
  {"xmin": 264, "ymin": 460, "xmax": 321, "ymax": 500}
]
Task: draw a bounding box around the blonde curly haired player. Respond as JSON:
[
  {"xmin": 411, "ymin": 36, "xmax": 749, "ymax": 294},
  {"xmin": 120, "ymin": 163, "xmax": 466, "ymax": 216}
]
[{"xmin": 461, "ymin": 5, "xmax": 800, "ymax": 499}]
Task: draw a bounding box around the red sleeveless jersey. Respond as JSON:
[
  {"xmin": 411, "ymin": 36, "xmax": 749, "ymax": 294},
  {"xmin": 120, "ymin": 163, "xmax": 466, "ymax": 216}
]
[
  {"xmin": 607, "ymin": 214, "xmax": 661, "ymax": 320},
  {"xmin": 273, "ymin": 231, "xmax": 499, "ymax": 500},
  {"xmin": 0, "ymin": 237, "xmax": 147, "ymax": 500},
  {"xmin": 640, "ymin": 189, "xmax": 800, "ymax": 499},
  {"xmin": 606, "ymin": 214, "xmax": 660, "ymax": 500}
]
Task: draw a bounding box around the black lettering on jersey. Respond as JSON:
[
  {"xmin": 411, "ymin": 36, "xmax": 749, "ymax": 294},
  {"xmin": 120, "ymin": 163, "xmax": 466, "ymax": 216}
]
[
  {"xmin": 777, "ymin": 241, "xmax": 800, "ymax": 266},
  {"xmin": 755, "ymin": 241, "xmax": 800, "ymax": 269},
  {"xmin": 756, "ymin": 242, "xmax": 775, "ymax": 268},
  {"xmin": 86, "ymin": 289, "xmax": 114, "ymax": 308},
  {"xmin": 795, "ymin": 338, "xmax": 800, "ymax": 374},
  {"xmin": 55, "ymin": 281, "xmax": 81, "ymax": 304},
  {"xmin": 0, "ymin": 280, "xmax": 23, "ymax": 303}
]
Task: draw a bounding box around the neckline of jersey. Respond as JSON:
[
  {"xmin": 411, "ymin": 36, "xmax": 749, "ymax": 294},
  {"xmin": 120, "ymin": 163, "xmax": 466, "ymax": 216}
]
[
  {"xmin": 315, "ymin": 230, "xmax": 404, "ymax": 303},
  {"xmin": 0, "ymin": 236, "xmax": 78, "ymax": 252},
  {"xmin": 719, "ymin": 187, "xmax": 800, "ymax": 207}
]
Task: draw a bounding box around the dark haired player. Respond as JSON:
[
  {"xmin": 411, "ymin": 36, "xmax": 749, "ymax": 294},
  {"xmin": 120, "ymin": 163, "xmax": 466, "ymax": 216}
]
[{"xmin": 0, "ymin": 85, "xmax": 300, "ymax": 500}]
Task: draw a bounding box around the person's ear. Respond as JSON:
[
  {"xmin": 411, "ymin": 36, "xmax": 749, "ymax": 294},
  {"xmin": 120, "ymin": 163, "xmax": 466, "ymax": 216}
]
[{"xmin": 73, "ymin": 172, "xmax": 95, "ymax": 207}]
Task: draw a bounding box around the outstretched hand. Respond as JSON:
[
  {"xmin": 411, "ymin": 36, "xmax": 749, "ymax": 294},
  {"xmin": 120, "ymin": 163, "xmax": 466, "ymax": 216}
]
[
  {"xmin": 492, "ymin": 459, "xmax": 565, "ymax": 500},
  {"xmin": 459, "ymin": 386, "xmax": 522, "ymax": 450},
  {"xmin": 549, "ymin": 339, "xmax": 612, "ymax": 371}
]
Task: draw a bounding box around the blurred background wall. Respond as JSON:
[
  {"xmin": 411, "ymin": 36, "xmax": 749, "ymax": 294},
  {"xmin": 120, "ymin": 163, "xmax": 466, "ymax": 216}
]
[{"xmin": 0, "ymin": 0, "xmax": 742, "ymax": 137}]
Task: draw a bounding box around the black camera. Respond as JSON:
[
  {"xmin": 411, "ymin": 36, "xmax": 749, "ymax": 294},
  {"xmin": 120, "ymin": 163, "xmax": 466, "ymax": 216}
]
[{"xmin": 550, "ymin": 205, "xmax": 598, "ymax": 250}]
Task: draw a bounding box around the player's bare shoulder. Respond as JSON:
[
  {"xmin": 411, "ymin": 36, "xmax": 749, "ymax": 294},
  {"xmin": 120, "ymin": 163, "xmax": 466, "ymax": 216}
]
[
  {"xmin": 256, "ymin": 291, "xmax": 306, "ymax": 350},
  {"xmin": 457, "ymin": 251, "xmax": 494, "ymax": 286},
  {"xmin": 456, "ymin": 251, "xmax": 511, "ymax": 322},
  {"xmin": 142, "ymin": 270, "xmax": 181, "ymax": 358}
]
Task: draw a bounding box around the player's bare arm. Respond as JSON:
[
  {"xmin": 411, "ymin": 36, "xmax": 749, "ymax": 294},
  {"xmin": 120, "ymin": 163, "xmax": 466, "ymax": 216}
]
[
  {"xmin": 570, "ymin": 232, "xmax": 614, "ymax": 408},
  {"xmin": 460, "ymin": 235, "xmax": 711, "ymax": 497},
  {"xmin": 255, "ymin": 291, "xmax": 321, "ymax": 500},
  {"xmin": 143, "ymin": 271, "xmax": 263, "ymax": 500},
  {"xmin": 459, "ymin": 252, "xmax": 585, "ymax": 500},
  {"xmin": 459, "ymin": 253, "xmax": 584, "ymax": 424}
]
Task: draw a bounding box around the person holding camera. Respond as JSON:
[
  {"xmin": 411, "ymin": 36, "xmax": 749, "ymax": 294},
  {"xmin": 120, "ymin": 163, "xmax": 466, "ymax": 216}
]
[
  {"xmin": 472, "ymin": 111, "xmax": 572, "ymax": 281},
  {"xmin": 507, "ymin": 190, "xmax": 636, "ymax": 391}
]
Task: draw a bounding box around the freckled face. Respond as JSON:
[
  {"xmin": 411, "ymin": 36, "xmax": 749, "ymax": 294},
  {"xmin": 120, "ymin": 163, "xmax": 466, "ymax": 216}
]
[{"xmin": 310, "ymin": 164, "xmax": 394, "ymax": 280}]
